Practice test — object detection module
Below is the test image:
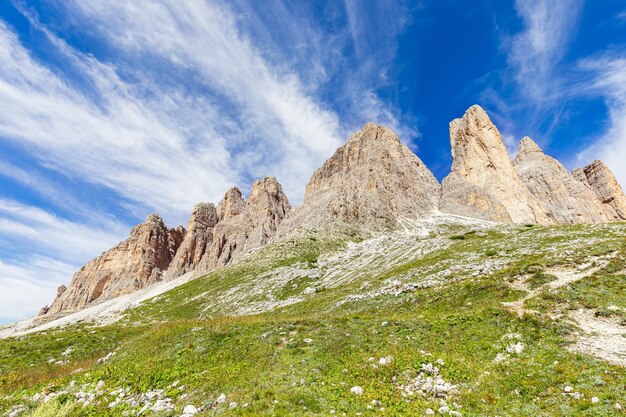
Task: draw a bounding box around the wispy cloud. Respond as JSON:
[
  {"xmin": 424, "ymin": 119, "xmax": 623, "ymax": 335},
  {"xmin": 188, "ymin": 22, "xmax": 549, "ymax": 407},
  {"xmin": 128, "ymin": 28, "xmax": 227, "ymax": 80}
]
[
  {"xmin": 575, "ymin": 55, "xmax": 626, "ymax": 185},
  {"xmin": 484, "ymin": 0, "xmax": 584, "ymax": 150},
  {"xmin": 341, "ymin": 0, "xmax": 418, "ymax": 140},
  {"xmin": 507, "ymin": 0, "xmax": 583, "ymax": 104},
  {"xmin": 0, "ymin": 198, "xmax": 126, "ymax": 322},
  {"xmin": 0, "ymin": 21, "xmax": 238, "ymax": 225},
  {"xmin": 0, "ymin": 257, "xmax": 75, "ymax": 323},
  {"xmin": 0, "ymin": 198, "xmax": 124, "ymax": 264},
  {"xmin": 0, "ymin": 0, "xmax": 414, "ymax": 322},
  {"xmin": 55, "ymin": 0, "xmax": 344, "ymax": 205}
]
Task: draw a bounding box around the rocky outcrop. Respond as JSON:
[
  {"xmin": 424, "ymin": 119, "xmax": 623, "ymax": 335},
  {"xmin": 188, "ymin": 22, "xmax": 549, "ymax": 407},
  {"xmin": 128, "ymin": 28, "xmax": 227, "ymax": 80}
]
[
  {"xmin": 167, "ymin": 176, "xmax": 291, "ymax": 277},
  {"xmin": 201, "ymin": 177, "xmax": 291, "ymax": 269},
  {"xmin": 42, "ymin": 178, "xmax": 290, "ymax": 316},
  {"xmin": 39, "ymin": 108, "xmax": 626, "ymax": 317},
  {"xmin": 439, "ymin": 105, "xmax": 550, "ymax": 224},
  {"xmin": 43, "ymin": 214, "xmax": 185, "ymax": 315},
  {"xmin": 513, "ymin": 137, "xmax": 609, "ymax": 224},
  {"xmin": 573, "ymin": 160, "xmax": 626, "ymax": 221},
  {"xmin": 281, "ymin": 122, "xmax": 440, "ymax": 230},
  {"xmin": 165, "ymin": 203, "xmax": 218, "ymax": 278}
]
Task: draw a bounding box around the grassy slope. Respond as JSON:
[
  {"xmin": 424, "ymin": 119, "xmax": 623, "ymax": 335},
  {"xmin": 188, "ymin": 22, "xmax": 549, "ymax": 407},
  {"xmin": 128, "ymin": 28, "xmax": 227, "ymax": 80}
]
[{"xmin": 1, "ymin": 222, "xmax": 625, "ymax": 416}]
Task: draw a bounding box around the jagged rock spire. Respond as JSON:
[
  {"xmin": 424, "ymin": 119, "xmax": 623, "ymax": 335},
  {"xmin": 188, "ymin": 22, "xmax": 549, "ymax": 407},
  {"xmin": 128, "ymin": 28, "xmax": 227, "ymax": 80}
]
[
  {"xmin": 166, "ymin": 203, "xmax": 218, "ymax": 278},
  {"xmin": 573, "ymin": 160, "xmax": 626, "ymax": 220},
  {"xmin": 439, "ymin": 105, "xmax": 550, "ymax": 224},
  {"xmin": 513, "ymin": 137, "xmax": 609, "ymax": 224},
  {"xmin": 44, "ymin": 214, "xmax": 185, "ymax": 315},
  {"xmin": 282, "ymin": 122, "xmax": 440, "ymax": 230},
  {"xmin": 40, "ymin": 108, "xmax": 626, "ymax": 317}
]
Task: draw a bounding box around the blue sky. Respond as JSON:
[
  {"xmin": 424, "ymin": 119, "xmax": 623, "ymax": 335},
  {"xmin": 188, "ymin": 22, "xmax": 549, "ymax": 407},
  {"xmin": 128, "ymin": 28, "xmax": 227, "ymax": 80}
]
[{"xmin": 1, "ymin": 0, "xmax": 625, "ymax": 323}]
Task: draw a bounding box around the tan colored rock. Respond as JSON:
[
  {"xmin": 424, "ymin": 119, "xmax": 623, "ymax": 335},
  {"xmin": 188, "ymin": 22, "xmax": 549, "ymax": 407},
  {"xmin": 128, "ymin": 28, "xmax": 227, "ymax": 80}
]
[
  {"xmin": 44, "ymin": 214, "xmax": 185, "ymax": 315},
  {"xmin": 573, "ymin": 160, "xmax": 626, "ymax": 220},
  {"xmin": 439, "ymin": 105, "xmax": 551, "ymax": 224},
  {"xmin": 281, "ymin": 122, "xmax": 440, "ymax": 230},
  {"xmin": 513, "ymin": 137, "xmax": 609, "ymax": 224},
  {"xmin": 571, "ymin": 168, "xmax": 590, "ymax": 187},
  {"xmin": 202, "ymin": 177, "xmax": 291, "ymax": 269},
  {"xmin": 166, "ymin": 203, "xmax": 218, "ymax": 278}
]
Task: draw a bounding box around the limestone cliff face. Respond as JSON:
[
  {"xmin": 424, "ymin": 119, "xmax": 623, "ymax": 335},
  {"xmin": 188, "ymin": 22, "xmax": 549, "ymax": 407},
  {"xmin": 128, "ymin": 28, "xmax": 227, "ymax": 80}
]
[
  {"xmin": 513, "ymin": 137, "xmax": 609, "ymax": 224},
  {"xmin": 202, "ymin": 177, "xmax": 291, "ymax": 269},
  {"xmin": 439, "ymin": 105, "xmax": 551, "ymax": 224},
  {"xmin": 167, "ymin": 177, "xmax": 291, "ymax": 277},
  {"xmin": 165, "ymin": 203, "xmax": 218, "ymax": 278},
  {"xmin": 44, "ymin": 214, "xmax": 185, "ymax": 315},
  {"xmin": 281, "ymin": 122, "xmax": 440, "ymax": 230},
  {"xmin": 40, "ymin": 108, "xmax": 626, "ymax": 317},
  {"xmin": 573, "ymin": 160, "xmax": 626, "ymax": 221},
  {"xmin": 43, "ymin": 178, "xmax": 290, "ymax": 316}
]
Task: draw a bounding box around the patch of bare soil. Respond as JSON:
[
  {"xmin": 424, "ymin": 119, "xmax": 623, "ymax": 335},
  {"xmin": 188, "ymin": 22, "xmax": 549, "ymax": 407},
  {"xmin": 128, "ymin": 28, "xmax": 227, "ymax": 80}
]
[{"xmin": 568, "ymin": 309, "xmax": 626, "ymax": 367}]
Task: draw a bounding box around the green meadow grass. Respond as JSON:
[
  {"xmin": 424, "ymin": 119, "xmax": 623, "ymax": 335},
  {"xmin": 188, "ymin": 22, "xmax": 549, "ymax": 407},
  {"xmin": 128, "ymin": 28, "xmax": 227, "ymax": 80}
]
[{"xmin": 1, "ymin": 222, "xmax": 625, "ymax": 416}]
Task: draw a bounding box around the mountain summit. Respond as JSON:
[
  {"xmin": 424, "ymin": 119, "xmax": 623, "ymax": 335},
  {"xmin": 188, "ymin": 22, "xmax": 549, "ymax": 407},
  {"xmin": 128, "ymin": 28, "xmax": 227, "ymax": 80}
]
[
  {"xmin": 513, "ymin": 137, "xmax": 609, "ymax": 224},
  {"xmin": 38, "ymin": 106, "xmax": 626, "ymax": 317},
  {"xmin": 281, "ymin": 122, "xmax": 440, "ymax": 230},
  {"xmin": 440, "ymin": 105, "xmax": 550, "ymax": 224},
  {"xmin": 43, "ymin": 214, "xmax": 185, "ymax": 315}
]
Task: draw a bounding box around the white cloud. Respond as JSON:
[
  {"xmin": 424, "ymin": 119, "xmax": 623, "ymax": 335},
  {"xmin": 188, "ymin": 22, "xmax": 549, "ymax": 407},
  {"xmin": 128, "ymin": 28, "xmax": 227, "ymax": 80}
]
[
  {"xmin": 0, "ymin": 21, "xmax": 239, "ymax": 225},
  {"xmin": 0, "ymin": 257, "xmax": 75, "ymax": 323},
  {"xmin": 57, "ymin": 0, "xmax": 344, "ymax": 205},
  {"xmin": 508, "ymin": 0, "xmax": 583, "ymax": 103},
  {"xmin": 341, "ymin": 0, "xmax": 417, "ymax": 140},
  {"xmin": 575, "ymin": 56, "xmax": 626, "ymax": 187},
  {"xmin": 0, "ymin": 198, "xmax": 126, "ymax": 323},
  {"xmin": 485, "ymin": 0, "xmax": 583, "ymax": 149},
  {"xmin": 0, "ymin": 198, "xmax": 124, "ymax": 264},
  {"xmin": 0, "ymin": 1, "xmax": 414, "ymax": 323}
]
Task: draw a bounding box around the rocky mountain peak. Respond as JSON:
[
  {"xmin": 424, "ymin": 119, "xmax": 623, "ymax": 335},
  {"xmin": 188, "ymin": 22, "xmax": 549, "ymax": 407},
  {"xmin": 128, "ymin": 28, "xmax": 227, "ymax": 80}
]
[
  {"xmin": 218, "ymin": 187, "xmax": 246, "ymax": 219},
  {"xmin": 43, "ymin": 213, "xmax": 185, "ymax": 316},
  {"xmin": 130, "ymin": 213, "xmax": 166, "ymax": 237},
  {"xmin": 574, "ymin": 160, "xmax": 626, "ymax": 220},
  {"xmin": 346, "ymin": 122, "xmax": 401, "ymax": 145},
  {"xmin": 38, "ymin": 105, "xmax": 626, "ymax": 318},
  {"xmin": 248, "ymin": 176, "xmax": 291, "ymax": 219},
  {"xmin": 440, "ymin": 105, "xmax": 550, "ymax": 224},
  {"xmin": 513, "ymin": 138, "xmax": 609, "ymax": 224},
  {"xmin": 165, "ymin": 203, "xmax": 218, "ymax": 278},
  {"xmin": 281, "ymin": 122, "xmax": 440, "ymax": 231},
  {"xmin": 190, "ymin": 203, "xmax": 219, "ymax": 228},
  {"xmin": 516, "ymin": 136, "xmax": 544, "ymax": 158},
  {"xmin": 448, "ymin": 105, "xmax": 513, "ymax": 179}
]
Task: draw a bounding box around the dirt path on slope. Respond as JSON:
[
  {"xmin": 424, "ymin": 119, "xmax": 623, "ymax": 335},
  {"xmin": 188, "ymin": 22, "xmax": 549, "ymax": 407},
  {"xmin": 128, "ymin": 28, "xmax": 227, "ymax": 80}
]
[
  {"xmin": 501, "ymin": 260, "xmax": 626, "ymax": 367},
  {"xmin": 501, "ymin": 264, "xmax": 605, "ymax": 318},
  {"xmin": 568, "ymin": 309, "xmax": 626, "ymax": 367}
]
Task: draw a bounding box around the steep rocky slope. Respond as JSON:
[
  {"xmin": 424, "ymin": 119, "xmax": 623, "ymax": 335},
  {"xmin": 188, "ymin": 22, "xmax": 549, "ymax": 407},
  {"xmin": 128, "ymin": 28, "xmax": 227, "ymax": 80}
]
[
  {"xmin": 4, "ymin": 105, "xmax": 626, "ymax": 416},
  {"xmin": 200, "ymin": 177, "xmax": 291, "ymax": 270},
  {"xmin": 513, "ymin": 137, "xmax": 609, "ymax": 224},
  {"xmin": 439, "ymin": 105, "xmax": 550, "ymax": 224},
  {"xmin": 165, "ymin": 203, "xmax": 218, "ymax": 278},
  {"xmin": 573, "ymin": 160, "xmax": 626, "ymax": 221},
  {"xmin": 37, "ymin": 107, "xmax": 626, "ymax": 317},
  {"xmin": 281, "ymin": 122, "xmax": 440, "ymax": 231},
  {"xmin": 41, "ymin": 178, "xmax": 290, "ymax": 316},
  {"xmin": 41, "ymin": 215, "xmax": 185, "ymax": 315}
]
